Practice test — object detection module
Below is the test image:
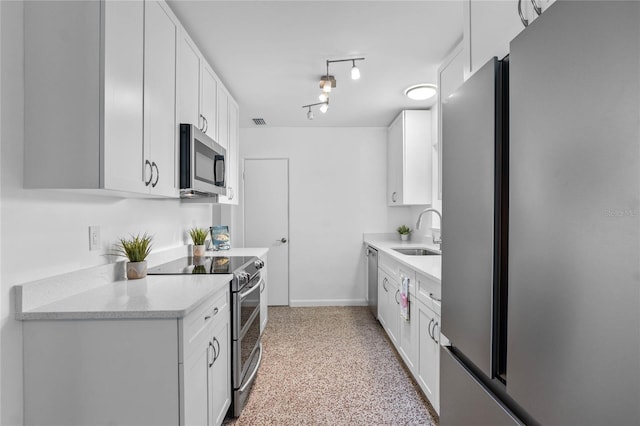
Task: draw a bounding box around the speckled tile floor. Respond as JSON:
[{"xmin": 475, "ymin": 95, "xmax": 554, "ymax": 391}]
[{"xmin": 225, "ymin": 306, "xmax": 439, "ymax": 426}]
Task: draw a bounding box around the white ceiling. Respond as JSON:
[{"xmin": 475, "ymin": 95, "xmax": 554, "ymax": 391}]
[{"xmin": 167, "ymin": 1, "xmax": 464, "ymax": 128}]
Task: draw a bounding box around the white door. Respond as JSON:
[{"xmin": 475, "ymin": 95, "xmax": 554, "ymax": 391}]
[{"xmin": 243, "ymin": 159, "xmax": 289, "ymax": 306}]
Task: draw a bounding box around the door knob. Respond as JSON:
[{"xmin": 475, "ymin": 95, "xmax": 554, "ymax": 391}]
[{"xmin": 279, "ymin": 237, "xmax": 288, "ymax": 243}]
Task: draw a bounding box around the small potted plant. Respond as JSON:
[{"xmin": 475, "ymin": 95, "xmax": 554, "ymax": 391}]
[
  {"xmin": 397, "ymin": 225, "xmax": 412, "ymax": 241},
  {"xmin": 115, "ymin": 233, "xmax": 153, "ymax": 280},
  {"xmin": 189, "ymin": 227, "xmax": 209, "ymax": 257}
]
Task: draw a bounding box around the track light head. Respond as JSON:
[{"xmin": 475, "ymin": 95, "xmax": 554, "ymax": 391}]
[
  {"xmin": 320, "ymin": 102, "xmax": 329, "ymax": 113},
  {"xmin": 351, "ymin": 60, "xmax": 360, "ymax": 80},
  {"xmin": 307, "ymin": 108, "xmax": 314, "ymax": 120}
]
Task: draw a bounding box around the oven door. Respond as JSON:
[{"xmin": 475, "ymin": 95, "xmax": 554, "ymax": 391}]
[{"xmin": 233, "ymin": 274, "xmax": 262, "ymax": 341}]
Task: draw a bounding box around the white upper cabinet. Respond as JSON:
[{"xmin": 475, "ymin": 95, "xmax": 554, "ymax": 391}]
[
  {"xmin": 24, "ymin": 0, "xmax": 178, "ymax": 198},
  {"xmin": 217, "ymin": 85, "xmax": 230, "ymax": 151},
  {"xmin": 437, "ymin": 42, "xmax": 465, "ymax": 199},
  {"xmin": 177, "ymin": 31, "xmax": 218, "ymax": 140},
  {"xmin": 201, "ymin": 64, "xmax": 219, "ymax": 140},
  {"xmin": 218, "ymin": 94, "xmax": 239, "ymax": 205},
  {"xmin": 143, "ymin": 1, "xmax": 179, "ymax": 197},
  {"xmin": 177, "ymin": 32, "xmax": 201, "ymax": 128},
  {"xmin": 464, "ymin": 0, "xmax": 556, "ymax": 78},
  {"xmin": 387, "ymin": 110, "xmax": 432, "ymax": 206}
]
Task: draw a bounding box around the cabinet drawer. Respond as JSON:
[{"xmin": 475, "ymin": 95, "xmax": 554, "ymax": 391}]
[
  {"xmin": 181, "ymin": 289, "xmax": 229, "ymax": 363},
  {"xmin": 416, "ymin": 272, "xmax": 441, "ymax": 314}
]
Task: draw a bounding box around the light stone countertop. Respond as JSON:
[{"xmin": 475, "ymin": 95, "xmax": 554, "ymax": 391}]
[
  {"xmin": 15, "ymin": 245, "xmax": 269, "ymax": 321},
  {"xmin": 363, "ymin": 234, "xmax": 441, "ymax": 282},
  {"xmin": 16, "ymin": 274, "xmax": 233, "ymax": 320}
]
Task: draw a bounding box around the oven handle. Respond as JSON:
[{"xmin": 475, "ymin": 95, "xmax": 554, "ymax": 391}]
[
  {"xmin": 238, "ymin": 278, "xmax": 263, "ymax": 300},
  {"xmin": 239, "ymin": 343, "xmax": 263, "ymax": 393}
]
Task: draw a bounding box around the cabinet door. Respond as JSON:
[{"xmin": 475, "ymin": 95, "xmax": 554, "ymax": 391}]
[
  {"xmin": 209, "ymin": 317, "xmax": 231, "ymax": 426},
  {"xmin": 217, "ymin": 87, "xmax": 230, "ymax": 151},
  {"xmin": 219, "ymin": 98, "xmax": 238, "ymax": 204},
  {"xmin": 384, "ymin": 275, "xmax": 399, "ymax": 345},
  {"xmin": 102, "ymin": 0, "xmax": 146, "ymax": 193},
  {"xmin": 201, "ymin": 65, "xmax": 218, "ymax": 140},
  {"xmin": 177, "ymin": 30, "xmax": 201, "ymax": 128},
  {"xmin": 398, "ymin": 291, "xmax": 418, "ymax": 373},
  {"xmin": 183, "ymin": 340, "xmax": 210, "ymax": 426},
  {"xmin": 417, "ymin": 301, "xmax": 440, "ymax": 413},
  {"xmin": 377, "ymin": 271, "xmax": 390, "ymax": 328},
  {"xmin": 387, "ymin": 114, "xmax": 403, "ymax": 205},
  {"xmin": 143, "ymin": 0, "xmax": 178, "ymax": 197}
]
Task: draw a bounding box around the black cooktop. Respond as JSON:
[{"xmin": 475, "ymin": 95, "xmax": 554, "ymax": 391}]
[{"xmin": 147, "ymin": 256, "xmax": 255, "ymax": 275}]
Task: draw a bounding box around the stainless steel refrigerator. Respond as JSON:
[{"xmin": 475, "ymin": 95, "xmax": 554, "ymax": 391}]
[{"xmin": 440, "ymin": 2, "xmax": 640, "ymax": 425}]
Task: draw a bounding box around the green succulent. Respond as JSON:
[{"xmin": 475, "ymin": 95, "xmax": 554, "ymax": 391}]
[
  {"xmin": 397, "ymin": 225, "xmax": 412, "ymax": 235},
  {"xmin": 114, "ymin": 233, "xmax": 153, "ymax": 262},
  {"xmin": 189, "ymin": 227, "xmax": 209, "ymax": 245}
]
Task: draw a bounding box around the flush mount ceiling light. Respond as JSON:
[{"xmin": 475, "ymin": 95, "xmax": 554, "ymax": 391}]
[
  {"xmin": 404, "ymin": 84, "xmax": 437, "ymax": 101},
  {"xmin": 302, "ymin": 101, "xmax": 329, "ymax": 120}
]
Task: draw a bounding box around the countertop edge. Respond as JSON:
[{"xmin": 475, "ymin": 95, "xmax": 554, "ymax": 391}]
[{"xmin": 363, "ymin": 236, "xmax": 441, "ymax": 282}]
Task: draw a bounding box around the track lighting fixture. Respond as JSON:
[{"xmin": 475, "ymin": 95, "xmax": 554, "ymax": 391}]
[{"xmin": 302, "ymin": 101, "xmax": 329, "ymax": 120}]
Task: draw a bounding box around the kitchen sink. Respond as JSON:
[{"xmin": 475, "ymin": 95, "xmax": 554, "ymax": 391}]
[{"xmin": 392, "ymin": 248, "xmax": 441, "ymax": 256}]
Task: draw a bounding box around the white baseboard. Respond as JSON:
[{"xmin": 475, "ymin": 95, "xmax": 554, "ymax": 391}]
[{"xmin": 289, "ymin": 299, "xmax": 367, "ymax": 307}]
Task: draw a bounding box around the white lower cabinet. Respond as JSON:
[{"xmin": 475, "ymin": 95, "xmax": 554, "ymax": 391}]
[
  {"xmin": 378, "ymin": 270, "xmax": 399, "ymax": 345},
  {"xmin": 376, "ymin": 253, "xmax": 441, "ymax": 414},
  {"xmin": 23, "ymin": 287, "xmax": 231, "ymax": 426},
  {"xmin": 417, "ymin": 298, "xmax": 441, "ymax": 413}
]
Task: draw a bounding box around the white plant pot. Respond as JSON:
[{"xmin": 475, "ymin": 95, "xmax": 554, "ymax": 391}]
[
  {"xmin": 193, "ymin": 244, "xmax": 206, "ymax": 257},
  {"xmin": 127, "ymin": 260, "xmax": 147, "ymax": 280},
  {"xmin": 400, "ymin": 234, "xmax": 410, "ymax": 241}
]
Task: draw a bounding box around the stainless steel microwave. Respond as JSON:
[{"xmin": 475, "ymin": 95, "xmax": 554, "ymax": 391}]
[{"xmin": 179, "ymin": 124, "xmax": 227, "ymax": 198}]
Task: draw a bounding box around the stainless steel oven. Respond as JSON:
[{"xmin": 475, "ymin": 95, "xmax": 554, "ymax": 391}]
[
  {"xmin": 147, "ymin": 255, "xmax": 265, "ymax": 419},
  {"xmin": 231, "ymin": 271, "xmax": 263, "ymax": 416}
]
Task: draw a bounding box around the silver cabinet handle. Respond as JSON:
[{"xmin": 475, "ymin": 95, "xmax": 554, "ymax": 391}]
[
  {"xmin": 208, "ymin": 341, "xmax": 215, "ymax": 367},
  {"xmin": 212, "ymin": 337, "xmax": 220, "ymax": 363},
  {"xmin": 213, "ymin": 307, "xmax": 219, "ymax": 316},
  {"xmin": 395, "ymin": 289, "xmax": 400, "ymax": 305},
  {"xmin": 260, "ymin": 279, "xmax": 266, "ymax": 294},
  {"xmin": 392, "ymin": 192, "xmax": 397, "ymax": 203},
  {"xmin": 518, "ymin": 0, "xmax": 529, "ymax": 27},
  {"xmin": 383, "ymin": 277, "xmax": 388, "ymax": 292},
  {"xmin": 199, "ymin": 114, "xmax": 205, "ymax": 131},
  {"xmin": 228, "ymin": 187, "xmax": 234, "ymax": 200},
  {"xmin": 203, "ymin": 116, "xmax": 209, "ymax": 133},
  {"xmin": 151, "ymin": 162, "xmax": 159, "ymax": 187},
  {"xmin": 433, "ymin": 321, "xmax": 440, "ymax": 344},
  {"xmin": 428, "ymin": 292, "xmax": 441, "ymax": 303},
  {"xmin": 144, "ymin": 160, "xmax": 152, "ymax": 186},
  {"xmin": 531, "ymin": 0, "xmax": 542, "ymax": 16},
  {"xmin": 428, "ymin": 317, "xmax": 434, "ymax": 340}
]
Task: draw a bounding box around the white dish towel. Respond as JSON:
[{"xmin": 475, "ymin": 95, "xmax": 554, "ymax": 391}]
[{"xmin": 400, "ymin": 276, "xmax": 410, "ymax": 321}]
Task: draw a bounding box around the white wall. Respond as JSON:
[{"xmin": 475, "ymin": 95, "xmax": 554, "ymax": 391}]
[
  {"xmin": 237, "ymin": 127, "xmax": 423, "ymax": 306},
  {"xmin": 0, "ymin": 3, "xmax": 212, "ymax": 424}
]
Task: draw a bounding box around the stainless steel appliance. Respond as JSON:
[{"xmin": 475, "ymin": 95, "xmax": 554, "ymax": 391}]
[
  {"xmin": 366, "ymin": 246, "xmax": 378, "ymax": 317},
  {"xmin": 440, "ymin": 2, "xmax": 640, "ymax": 424},
  {"xmin": 179, "ymin": 123, "xmax": 227, "ymax": 198},
  {"xmin": 148, "ymin": 255, "xmax": 265, "ymax": 419}
]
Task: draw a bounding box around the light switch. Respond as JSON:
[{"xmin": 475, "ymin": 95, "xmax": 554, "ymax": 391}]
[{"xmin": 89, "ymin": 226, "xmax": 101, "ymax": 251}]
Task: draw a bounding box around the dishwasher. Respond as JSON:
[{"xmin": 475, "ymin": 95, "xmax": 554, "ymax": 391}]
[{"xmin": 366, "ymin": 246, "xmax": 378, "ymax": 318}]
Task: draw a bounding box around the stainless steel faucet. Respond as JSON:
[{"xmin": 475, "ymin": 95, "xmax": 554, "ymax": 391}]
[{"xmin": 416, "ymin": 208, "xmax": 442, "ymax": 245}]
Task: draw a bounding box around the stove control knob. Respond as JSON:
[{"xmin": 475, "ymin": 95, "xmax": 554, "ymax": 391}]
[
  {"xmin": 254, "ymin": 259, "xmax": 264, "ymax": 269},
  {"xmin": 237, "ymin": 272, "xmax": 250, "ymax": 284}
]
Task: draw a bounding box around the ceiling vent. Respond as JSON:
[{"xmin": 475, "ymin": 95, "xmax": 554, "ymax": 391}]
[{"xmin": 252, "ymin": 118, "xmax": 267, "ymax": 126}]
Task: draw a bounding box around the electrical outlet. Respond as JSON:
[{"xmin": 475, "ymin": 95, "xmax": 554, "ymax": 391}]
[{"xmin": 89, "ymin": 226, "xmax": 101, "ymax": 251}]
